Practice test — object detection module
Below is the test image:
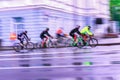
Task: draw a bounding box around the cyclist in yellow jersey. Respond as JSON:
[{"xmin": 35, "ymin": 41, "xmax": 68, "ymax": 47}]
[{"xmin": 80, "ymin": 26, "xmax": 93, "ymax": 45}]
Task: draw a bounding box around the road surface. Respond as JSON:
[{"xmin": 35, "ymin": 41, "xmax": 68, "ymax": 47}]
[{"xmin": 0, "ymin": 46, "xmax": 120, "ymax": 80}]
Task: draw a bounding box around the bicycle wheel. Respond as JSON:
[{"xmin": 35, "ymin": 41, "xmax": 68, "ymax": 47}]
[
  {"xmin": 65, "ymin": 38, "xmax": 74, "ymax": 47},
  {"xmin": 77, "ymin": 38, "xmax": 84, "ymax": 48},
  {"xmin": 13, "ymin": 43, "xmax": 21, "ymax": 52},
  {"xmin": 88, "ymin": 38, "xmax": 98, "ymax": 47},
  {"xmin": 26, "ymin": 42, "xmax": 34, "ymax": 50},
  {"xmin": 36, "ymin": 42, "xmax": 42, "ymax": 49},
  {"xmin": 47, "ymin": 41, "xmax": 52, "ymax": 48},
  {"xmin": 47, "ymin": 40, "xmax": 57, "ymax": 48}
]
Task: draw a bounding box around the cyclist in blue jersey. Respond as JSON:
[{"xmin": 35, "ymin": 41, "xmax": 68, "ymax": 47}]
[{"xmin": 17, "ymin": 30, "xmax": 30, "ymax": 48}]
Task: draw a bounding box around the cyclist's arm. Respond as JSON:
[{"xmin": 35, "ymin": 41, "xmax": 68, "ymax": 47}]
[
  {"xmin": 46, "ymin": 32, "xmax": 53, "ymax": 38},
  {"xmin": 86, "ymin": 30, "xmax": 93, "ymax": 36},
  {"xmin": 24, "ymin": 33, "xmax": 29, "ymax": 41},
  {"xmin": 76, "ymin": 29, "xmax": 81, "ymax": 36}
]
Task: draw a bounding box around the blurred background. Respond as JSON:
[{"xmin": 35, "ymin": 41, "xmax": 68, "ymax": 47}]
[
  {"xmin": 0, "ymin": 0, "xmax": 120, "ymax": 80},
  {"xmin": 0, "ymin": 0, "xmax": 117, "ymax": 46}
]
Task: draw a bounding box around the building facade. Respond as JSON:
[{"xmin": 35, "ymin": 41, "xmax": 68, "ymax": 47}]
[{"xmin": 0, "ymin": 0, "xmax": 110, "ymax": 46}]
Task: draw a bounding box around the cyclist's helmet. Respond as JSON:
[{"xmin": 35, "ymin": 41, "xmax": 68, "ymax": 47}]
[
  {"xmin": 76, "ymin": 25, "xmax": 80, "ymax": 28},
  {"xmin": 46, "ymin": 27, "xmax": 49, "ymax": 31},
  {"xmin": 24, "ymin": 30, "xmax": 27, "ymax": 33},
  {"xmin": 88, "ymin": 26, "xmax": 91, "ymax": 29},
  {"xmin": 88, "ymin": 26, "xmax": 91, "ymax": 28}
]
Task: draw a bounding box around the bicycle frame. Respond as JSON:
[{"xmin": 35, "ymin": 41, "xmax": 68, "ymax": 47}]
[
  {"xmin": 13, "ymin": 40, "xmax": 34, "ymax": 52},
  {"xmin": 40, "ymin": 37, "xmax": 56, "ymax": 48},
  {"xmin": 80, "ymin": 35, "xmax": 98, "ymax": 47}
]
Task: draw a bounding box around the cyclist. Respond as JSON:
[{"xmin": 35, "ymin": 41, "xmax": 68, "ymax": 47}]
[
  {"xmin": 40, "ymin": 28, "xmax": 53, "ymax": 47},
  {"xmin": 69, "ymin": 25, "xmax": 81, "ymax": 46},
  {"xmin": 56, "ymin": 27, "xmax": 66, "ymax": 38},
  {"xmin": 56, "ymin": 27, "xmax": 68, "ymax": 43},
  {"xmin": 80, "ymin": 26, "xmax": 93, "ymax": 45},
  {"xmin": 17, "ymin": 30, "xmax": 30, "ymax": 48}
]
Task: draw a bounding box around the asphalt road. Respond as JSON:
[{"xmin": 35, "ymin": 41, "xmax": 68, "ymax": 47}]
[{"xmin": 0, "ymin": 46, "xmax": 120, "ymax": 80}]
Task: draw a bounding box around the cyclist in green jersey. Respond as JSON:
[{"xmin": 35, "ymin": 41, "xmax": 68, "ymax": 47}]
[{"xmin": 80, "ymin": 26, "xmax": 93, "ymax": 45}]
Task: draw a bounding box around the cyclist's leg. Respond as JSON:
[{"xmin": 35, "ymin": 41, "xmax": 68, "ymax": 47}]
[
  {"xmin": 17, "ymin": 37, "xmax": 22, "ymax": 45},
  {"xmin": 42, "ymin": 36, "xmax": 48, "ymax": 47},
  {"xmin": 41, "ymin": 40, "xmax": 45, "ymax": 47},
  {"xmin": 40, "ymin": 36, "xmax": 45, "ymax": 47},
  {"xmin": 81, "ymin": 34, "xmax": 87, "ymax": 45},
  {"xmin": 44, "ymin": 36, "xmax": 48, "ymax": 42},
  {"xmin": 70, "ymin": 34, "xmax": 77, "ymax": 46},
  {"xmin": 16, "ymin": 37, "xmax": 23, "ymax": 49},
  {"xmin": 74, "ymin": 34, "xmax": 77, "ymax": 42},
  {"xmin": 73, "ymin": 34, "xmax": 78, "ymax": 46},
  {"xmin": 70, "ymin": 34, "xmax": 75, "ymax": 41},
  {"xmin": 20, "ymin": 39, "xmax": 24, "ymax": 49}
]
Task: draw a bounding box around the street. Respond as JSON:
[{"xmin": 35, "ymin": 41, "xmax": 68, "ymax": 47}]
[
  {"xmin": 0, "ymin": 0, "xmax": 116, "ymax": 80},
  {"xmin": 0, "ymin": 45, "xmax": 119, "ymax": 80}
]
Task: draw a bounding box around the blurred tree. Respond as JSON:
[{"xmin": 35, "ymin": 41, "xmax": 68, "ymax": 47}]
[{"xmin": 110, "ymin": 0, "xmax": 120, "ymax": 21}]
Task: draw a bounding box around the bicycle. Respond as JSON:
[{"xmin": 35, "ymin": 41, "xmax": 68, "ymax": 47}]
[
  {"xmin": 87, "ymin": 36, "xmax": 98, "ymax": 47},
  {"xmin": 36, "ymin": 37, "xmax": 57, "ymax": 48},
  {"xmin": 77, "ymin": 35, "xmax": 98, "ymax": 48},
  {"xmin": 65, "ymin": 36, "xmax": 84, "ymax": 48},
  {"xmin": 13, "ymin": 40, "xmax": 34, "ymax": 52},
  {"xmin": 35, "ymin": 39, "xmax": 43, "ymax": 49},
  {"xmin": 55, "ymin": 37, "xmax": 72, "ymax": 47},
  {"xmin": 46, "ymin": 37, "xmax": 57, "ymax": 48},
  {"xmin": 65, "ymin": 35, "xmax": 98, "ymax": 48}
]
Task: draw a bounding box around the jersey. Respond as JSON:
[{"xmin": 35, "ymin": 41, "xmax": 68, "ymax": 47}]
[
  {"xmin": 17, "ymin": 32, "xmax": 29, "ymax": 41},
  {"xmin": 80, "ymin": 26, "xmax": 93, "ymax": 35},
  {"xmin": 69, "ymin": 27, "xmax": 81, "ymax": 36},
  {"xmin": 40, "ymin": 30, "xmax": 51, "ymax": 39}
]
